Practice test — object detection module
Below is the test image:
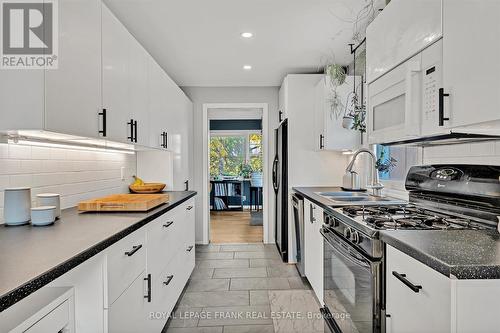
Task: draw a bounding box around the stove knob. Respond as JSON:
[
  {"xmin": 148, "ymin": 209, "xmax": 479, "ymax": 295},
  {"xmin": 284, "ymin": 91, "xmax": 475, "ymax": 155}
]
[
  {"xmin": 331, "ymin": 218, "xmax": 339, "ymax": 227},
  {"xmin": 351, "ymin": 230, "xmax": 360, "ymax": 244},
  {"xmin": 343, "ymin": 227, "xmax": 351, "ymax": 239}
]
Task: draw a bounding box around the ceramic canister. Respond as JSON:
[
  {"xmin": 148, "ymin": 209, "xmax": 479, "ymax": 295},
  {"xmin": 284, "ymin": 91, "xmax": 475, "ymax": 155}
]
[
  {"xmin": 37, "ymin": 193, "xmax": 61, "ymax": 218},
  {"xmin": 31, "ymin": 206, "xmax": 57, "ymax": 226},
  {"xmin": 4, "ymin": 187, "xmax": 31, "ymax": 225}
]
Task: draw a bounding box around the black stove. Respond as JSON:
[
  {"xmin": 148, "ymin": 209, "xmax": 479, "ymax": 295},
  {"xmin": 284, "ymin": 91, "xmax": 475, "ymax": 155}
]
[{"xmin": 341, "ymin": 204, "xmax": 487, "ymax": 231}]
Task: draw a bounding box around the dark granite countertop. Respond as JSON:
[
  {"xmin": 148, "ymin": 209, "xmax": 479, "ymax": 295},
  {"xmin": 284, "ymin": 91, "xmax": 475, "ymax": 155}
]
[
  {"xmin": 380, "ymin": 229, "xmax": 500, "ymax": 280},
  {"xmin": 0, "ymin": 190, "xmax": 196, "ymax": 312}
]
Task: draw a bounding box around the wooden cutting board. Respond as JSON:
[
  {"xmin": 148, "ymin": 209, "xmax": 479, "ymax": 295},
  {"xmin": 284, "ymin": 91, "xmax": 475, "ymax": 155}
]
[{"xmin": 78, "ymin": 194, "xmax": 169, "ymax": 212}]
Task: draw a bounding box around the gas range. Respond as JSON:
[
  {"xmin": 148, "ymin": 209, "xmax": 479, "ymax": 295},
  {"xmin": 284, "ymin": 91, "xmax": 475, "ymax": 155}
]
[
  {"xmin": 322, "ymin": 164, "xmax": 500, "ymax": 259},
  {"xmin": 321, "ymin": 164, "xmax": 500, "ymax": 333}
]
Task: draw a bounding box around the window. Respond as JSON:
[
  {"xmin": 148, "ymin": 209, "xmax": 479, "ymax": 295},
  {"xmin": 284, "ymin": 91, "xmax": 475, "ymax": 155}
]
[
  {"xmin": 375, "ymin": 145, "xmax": 421, "ymax": 182},
  {"xmin": 210, "ymin": 132, "xmax": 263, "ymax": 177}
]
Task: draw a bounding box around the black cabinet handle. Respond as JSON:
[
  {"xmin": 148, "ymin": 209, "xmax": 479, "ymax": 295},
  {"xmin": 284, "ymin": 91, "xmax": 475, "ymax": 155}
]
[
  {"xmin": 186, "ymin": 245, "xmax": 194, "ymax": 252},
  {"xmin": 98, "ymin": 109, "xmax": 107, "ymax": 137},
  {"xmin": 186, "ymin": 205, "xmax": 193, "ymax": 211},
  {"xmin": 279, "ymin": 110, "xmax": 283, "ymax": 122},
  {"xmin": 438, "ymin": 88, "xmax": 450, "ymax": 126},
  {"xmin": 164, "ymin": 131, "xmax": 168, "ymax": 149},
  {"xmin": 127, "ymin": 119, "xmax": 134, "ymax": 142},
  {"xmin": 163, "ymin": 221, "xmax": 174, "ymax": 228},
  {"xmin": 144, "ymin": 273, "xmax": 151, "ymax": 302},
  {"xmin": 133, "ymin": 120, "xmax": 138, "ymax": 143},
  {"xmin": 163, "ymin": 275, "xmax": 174, "ymax": 286},
  {"xmin": 184, "ymin": 180, "xmax": 189, "ymax": 191},
  {"xmin": 160, "ymin": 132, "xmax": 165, "ymax": 148},
  {"xmin": 319, "ymin": 134, "xmax": 324, "ymax": 150},
  {"xmin": 124, "ymin": 244, "xmax": 142, "ymax": 257},
  {"xmin": 392, "ymin": 271, "xmax": 422, "ymax": 293},
  {"xmin": 310, "ymin": 204, "xmax": 316, "ymax": 223}
]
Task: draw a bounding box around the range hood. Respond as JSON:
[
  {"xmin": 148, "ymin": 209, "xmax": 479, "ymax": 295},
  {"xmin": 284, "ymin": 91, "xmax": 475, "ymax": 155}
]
[{"xmin": 381, "ymin": 131, "xmax": 500, "ymax": 147}]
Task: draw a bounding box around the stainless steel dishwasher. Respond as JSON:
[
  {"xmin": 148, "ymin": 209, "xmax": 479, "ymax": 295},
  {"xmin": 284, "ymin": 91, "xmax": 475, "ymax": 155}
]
[{"xmin": 291, "ymin": 193, "xmax": 305, "ymax": 276}]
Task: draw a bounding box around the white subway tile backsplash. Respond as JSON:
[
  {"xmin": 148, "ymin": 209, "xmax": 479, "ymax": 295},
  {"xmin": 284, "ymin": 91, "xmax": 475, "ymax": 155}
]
[
  {"xmin": 9, "ymin": 174, "xmax": 33, "ymax": 188},
  {"xmin": 0, "ymin": 145, "xmax": 8, "ymax": 159},
  {"xmin": 8, "ymin": 145, "xmax": 31, "ymax": 159},
  {"xmin": 423, "ymin": 141, "xmax": 500, "ymax": 166},
  {"xmin": 0, "ymin": 144, "xmax": 136, "ymax": 216}
]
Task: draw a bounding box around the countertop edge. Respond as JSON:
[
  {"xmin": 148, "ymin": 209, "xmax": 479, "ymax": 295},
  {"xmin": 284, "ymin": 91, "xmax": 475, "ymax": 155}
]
[
  {"xmin": 380, "ymin": 231, "xmax": 500, "ymax": 280},
  {"xmin": 0, "ymin": 191, "xmax": 197, "ymax": 312}
]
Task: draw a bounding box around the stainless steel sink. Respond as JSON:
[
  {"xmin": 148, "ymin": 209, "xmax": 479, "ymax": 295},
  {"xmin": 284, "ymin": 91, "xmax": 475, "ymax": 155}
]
[
  {"xmin": 316, "ymin": 191, "xmax": 368, "ymax": 198},
  {"xmin": 314, "ymin": 191, "xmax": 406, "ymax": 207}
]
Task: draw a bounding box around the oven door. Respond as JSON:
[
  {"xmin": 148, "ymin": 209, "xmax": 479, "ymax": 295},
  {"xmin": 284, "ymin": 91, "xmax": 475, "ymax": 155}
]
[
  {"xmin": 367, "ymin": 52, "xmax": 422, "ymax": 145},
  {"xmin": 321, "ymin": 227, "xmax": 381, "ymax": 333}
]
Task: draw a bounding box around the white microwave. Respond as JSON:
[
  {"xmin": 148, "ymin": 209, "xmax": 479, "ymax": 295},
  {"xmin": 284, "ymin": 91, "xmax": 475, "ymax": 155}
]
[{"xmin": 367, "ymin": 40, "xmax": 444, "ymax": 144}]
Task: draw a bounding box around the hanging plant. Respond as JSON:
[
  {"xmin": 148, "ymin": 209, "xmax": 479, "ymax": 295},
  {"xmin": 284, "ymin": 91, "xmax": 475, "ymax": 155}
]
[{"xmin": 325, "ymin": 64, "xmax": 346, "ymax": 86}]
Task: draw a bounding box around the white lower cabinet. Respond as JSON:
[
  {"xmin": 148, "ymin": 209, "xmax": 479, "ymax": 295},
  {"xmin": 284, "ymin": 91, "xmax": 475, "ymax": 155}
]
[
  {"xmin": 386, "ymin": 245, "xmax": 450, "ymax": 333},
  {"xmin": 108, "ymin": 270, "xmax": 149, "ymax": 333},
  {"xmin": 304, "ymin": 199, "xmax": 324, "ymax": 304},
  {"xmin": 107, "ymin": 199, "xmax": 196, "ymax": 332},
  {"xmin": 386, "ymin": 245, "xmax": 500, "ymax": 333}
]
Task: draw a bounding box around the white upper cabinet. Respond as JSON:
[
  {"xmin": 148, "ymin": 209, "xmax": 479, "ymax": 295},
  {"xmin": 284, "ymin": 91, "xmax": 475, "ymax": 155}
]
[
  {"xmin": 102, "ymin": 4, "xmax": 149, "ymax": 145},
  {"xmin": 44, "ymin": 0, "xmax": 102, "ymax": 138},
  {"xmin": 367, "ymin": 0, "xmax": 500, "ymax": 143},
  {"xmin": 127, "ymin": 36, "xmax": 149, "ymax": 146},
  {"xmin": 278, "ymin": 78, "xmax": 288, "ymax": 122},
  {"xmin": 366, "ymin": 0, "xmax": 442, "ymax": 83},
  {"xmin": 442, "ymin": 0, "xmax": 500, "ymax": 130},
  {"xmin": 314, "ymin": 76, "xmax": 361, "ymax": 151}
]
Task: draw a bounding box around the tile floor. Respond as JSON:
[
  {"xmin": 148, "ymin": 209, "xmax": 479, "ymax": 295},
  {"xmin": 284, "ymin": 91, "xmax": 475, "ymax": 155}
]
[{"xmin": 164, "ymin": 243, "xmax": 324, "ymax": 333}]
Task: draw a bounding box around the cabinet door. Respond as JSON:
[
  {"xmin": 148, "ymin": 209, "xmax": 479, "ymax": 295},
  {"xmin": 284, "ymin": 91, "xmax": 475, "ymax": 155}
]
[
  {"xmin": 442, "ymin": 0, "xmax": 500, "ymax": 129},
  {"xmin": 102, "ymin": 4, "xmax": 130, "ymax": 143},
  {"xmin": 44, "ymin": 0, "xmax": 101, "ymax": 138},
  {"xmin": 386, "ymin": 245, "xmax": 450, "ymax": 333},
  {"xmin": 310, "ymin": 203, "xmax": 324, "ymax": 303},
  {"xmin": 173, "ymin": 94, "xmax": 193, "ymax": 190},
  {"xmin": 304, "ymin": 200, "xmax": 323, "ymax": 303},
  {"xmin": 315, "ymin": 76, "xmax": 361, "ymax": 151},
  {"xmin": 108, "ymin": 271, "xmax": 149, "ymax": 333},
  {"xmin": 278, "ymin": 78, "xmax": 288, "ymax": 121},
  {"xmin": 147, "ymin": 58, "xmax": 168, "ymax": 149},
  {"xmin": 0, "ymin": 71, "xmax": 44, "ymax": 131},
  {"xmin": 128, "ymin": 37, "xmax": 149, "ymax": 146},
  {"xmin": 366, "ymin": 0, "xmax": 441, "ymax": 83}
]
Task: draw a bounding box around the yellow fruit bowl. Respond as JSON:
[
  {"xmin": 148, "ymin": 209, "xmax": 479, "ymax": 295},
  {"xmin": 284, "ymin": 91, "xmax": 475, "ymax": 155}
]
[{"xmin": 129, "ymin": 183, "xmax": 166, "ymax": 194}]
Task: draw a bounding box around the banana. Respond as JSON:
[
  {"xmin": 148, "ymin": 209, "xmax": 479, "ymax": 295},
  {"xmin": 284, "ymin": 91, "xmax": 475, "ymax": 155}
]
[{"xmin": 132, "ymin": 175, "xmax": 145, "ymax": 186}]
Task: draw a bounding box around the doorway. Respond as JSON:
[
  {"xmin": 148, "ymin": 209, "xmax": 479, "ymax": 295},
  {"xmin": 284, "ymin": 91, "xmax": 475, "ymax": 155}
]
[{"xmin": 202, "ymin": 103, "xmax": 269, "ymax": 244}]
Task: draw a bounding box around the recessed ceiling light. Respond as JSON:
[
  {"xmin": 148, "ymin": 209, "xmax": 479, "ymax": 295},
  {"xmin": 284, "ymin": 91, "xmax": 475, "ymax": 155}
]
[
  {"xmin": 243, "ymin": 65, "xmax": 252, "ymax": 70},
  {"xmin": 241, "ymin": 32, "xmax": 253, "ymax": 38}
]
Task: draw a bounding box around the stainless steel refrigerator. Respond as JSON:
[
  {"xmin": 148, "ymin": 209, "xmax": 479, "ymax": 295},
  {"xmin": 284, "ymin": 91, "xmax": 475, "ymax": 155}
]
[{"xmin": 273, "ymin": 119, "xmax": 288, "ymax": 262}]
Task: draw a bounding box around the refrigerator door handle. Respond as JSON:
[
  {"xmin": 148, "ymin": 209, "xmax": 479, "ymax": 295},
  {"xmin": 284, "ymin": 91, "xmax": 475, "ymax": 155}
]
[{"xmin": 272, "ymin": 156, "xmax": 280, "ymax": 192}]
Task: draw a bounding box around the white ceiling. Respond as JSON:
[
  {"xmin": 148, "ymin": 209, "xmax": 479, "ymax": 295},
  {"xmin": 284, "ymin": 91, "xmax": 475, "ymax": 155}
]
[{"xmin": 104, "ymin": 0, "xmax": 381, "ymax": 87}]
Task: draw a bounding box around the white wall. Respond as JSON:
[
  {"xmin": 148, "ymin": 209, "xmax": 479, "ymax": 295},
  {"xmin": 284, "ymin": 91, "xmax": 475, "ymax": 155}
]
[
  {"xmin": 0, "ymin": 143, "xmax": 136, "ymax": 223},
  {"xmin": 181, "ymin": 86, "xmax": 279, "ymax": 244}
]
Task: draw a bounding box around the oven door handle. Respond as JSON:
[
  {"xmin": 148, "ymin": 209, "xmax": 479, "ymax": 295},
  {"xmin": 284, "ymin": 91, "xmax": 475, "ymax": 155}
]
[{"xmin": 321, "ymin": 229, "xmax": 372, "ymax": 270}]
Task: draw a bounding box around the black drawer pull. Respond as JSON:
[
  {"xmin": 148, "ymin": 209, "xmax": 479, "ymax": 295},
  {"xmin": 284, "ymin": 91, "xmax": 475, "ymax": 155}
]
[
  {"xmin": 163, "ymin": 221, "xmax": 174, "ymax": 228},
  {"xmin": 186, "ymin": 205, "xmax": 193, "ymax": 211},
  {"xmin": 124, "ymin": 244, "xmax": 142, "ymax": 257},
  {"xmin": 127, "ymin": 119, "xmax": 134, "ymax": 142},
  {"xmin": 144, "ymin": 274, "xmax": 151, "ymax": 302},
  {"xmin": 163, "ymin": 275, "xmax": 174, "ymax": 286},
  {"xmin": 186, "ymin": 245, "xmax": 194, "ymax": 252},
  {"xmin": 392, "ymin": 271, "xmax": 422, "ymax": 293}
]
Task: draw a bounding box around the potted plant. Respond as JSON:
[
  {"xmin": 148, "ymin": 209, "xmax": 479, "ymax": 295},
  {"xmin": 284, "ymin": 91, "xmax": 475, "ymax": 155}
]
[{"xmin": 239, "ymin": 163, "xmax": 253, "ymax": 179}]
